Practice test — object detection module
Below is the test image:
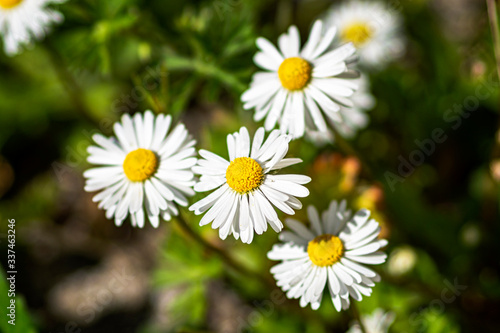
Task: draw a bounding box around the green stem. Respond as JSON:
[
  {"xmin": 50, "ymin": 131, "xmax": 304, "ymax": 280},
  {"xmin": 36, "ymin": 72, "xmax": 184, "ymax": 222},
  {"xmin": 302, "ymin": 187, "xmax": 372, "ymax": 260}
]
[
  {"xmin": 174, "ymin": 212, "xmax": 328, "ymax": 324},
  {"xmin": 44, "ymin": 39, "xmax": 97, "ymax": 126},
  {"xmin": 163, "ymin": 55, "xmax": 247, "ymax": 93},
  {"xmin": 351, "ymin": 302, "xmax": 367, "ymax": 333},
  {"xmin": 160, "ymin": 64, "xmax": 170, "ymax": 113},
  {"xmin": 485, "ymin": 0, "xmax": 500, "ymax": 183},
  {"xmin": 487, "ymin": 0, "xmax": 500, "ymax": 81},
  {"xmin": 174, "ymin": 211, "xmax": 273, "ymax": 288},
  {"xmin": 131, "ymin": 74, "xmax": 164, "ymax": 114}
]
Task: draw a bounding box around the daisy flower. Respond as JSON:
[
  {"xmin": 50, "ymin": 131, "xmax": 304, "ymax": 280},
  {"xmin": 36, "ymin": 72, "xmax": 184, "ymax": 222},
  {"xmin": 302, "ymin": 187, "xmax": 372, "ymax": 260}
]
[
  {"xmin": 267, "ymin": 200, "xmax": 387, "ymax": 310},
  {"xmin": 189, "ymin": 127, "xmax": 311, "ymax": 244},
  {"xmin": 324, "ymin": 0, "xmax": 405, "ymax": 68},
  {"xmin": 241, "ymin": 20, "xmax": 359, "ymax": 139},
  {"xmin": 84, "ymin": 111, "xmax": 197, "ymax": 228},
  {"xmin": 0, "ymin": 0, "xmax": 66, "ymax": 56},
  {"xmin": 347, "ymin": 308, "xmax": 395, "ymax": 333},
  {"xmin": 306, "ymin": 73, "xmax": 375, "ymax": 144}
]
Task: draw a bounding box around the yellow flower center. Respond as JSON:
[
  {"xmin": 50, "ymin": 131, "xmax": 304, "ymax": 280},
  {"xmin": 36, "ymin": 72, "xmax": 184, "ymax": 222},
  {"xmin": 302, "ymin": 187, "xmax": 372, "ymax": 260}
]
[
  {"xmin": 122, "ymin": 148, "xmax": 158, "ymax": 182},
  {"xmin": 341, "ymin": 22, "xmax": 373, "ymax": 46},
  {"xmin": 307, "ymin": 234, "xmax": 344, "ymax": 267},
  {"xmin": 226, "ymin": 157, "xmax": 264, "ymax": 193},
  {"xmin": 0, "ymin": 0, "xmax": 23, "ymax": 9},
  {"xmin": 277, "ymin": 57, "xmax": 312, "ymax": 91}
]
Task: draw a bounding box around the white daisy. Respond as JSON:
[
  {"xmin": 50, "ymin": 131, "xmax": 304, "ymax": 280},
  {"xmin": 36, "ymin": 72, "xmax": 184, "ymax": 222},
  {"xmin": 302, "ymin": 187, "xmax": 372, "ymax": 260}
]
[
  {"xmin": 307, "ymin": 73, "xmax": 375, "ymax": 144},
  {"xmin": 241, "ymin": 20, "xmax": 359, "ymax": 139},
  {"xmin": 0, "ymin": 0, "xmax": 66, "ymax": 56},
  {"xmin": 268, "ymin": 200, "xmax": 387, "ymax": 310},
  {"xmin": 84, "ymin": 111, "xmax": 197, "ymax": 228},
  {"xmin": 324, "ymin": 0, "xmax": 405, "ymax": 68},
  {"xmin": 189, "ymin": 127, "xmax": 311, "ymax": 244},
  {"xmin": 347, "ymin": 308, "xmax": 395, "ymax": 333}
]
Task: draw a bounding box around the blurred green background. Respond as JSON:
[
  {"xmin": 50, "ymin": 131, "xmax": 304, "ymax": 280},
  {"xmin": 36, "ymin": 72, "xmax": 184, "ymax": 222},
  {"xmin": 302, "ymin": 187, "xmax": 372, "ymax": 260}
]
[{"xmin": 1, "ymin": 0, "xmax": 500, "ymax": 332}]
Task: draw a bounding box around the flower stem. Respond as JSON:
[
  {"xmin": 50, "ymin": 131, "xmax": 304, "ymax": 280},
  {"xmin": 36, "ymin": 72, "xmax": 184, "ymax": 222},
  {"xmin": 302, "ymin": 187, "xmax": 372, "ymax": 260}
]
[
  {"xmin": 486, "ymin": 0, "xmax": 500, "ymax": 81},
  {"xmin": 174, "ymin": 210, "xmax": 273, "ymax": 288},
  {"xmin": 163, "ymin": 55, "xmax": 247, "ymax": 93},
  {"xmin": 486, "ymin": 0, "xmax": 500, "ymax": 183},
  {"xmin": 351, "ymin": 301, "xmax": 367, "ymax": 333},
  {"xmin": 44, "ymin": 39, "xmax": 98, "ymax": 126},
  {"xmin": 131, "ymin": 74, "xmax": 164, "ymax": 114}
]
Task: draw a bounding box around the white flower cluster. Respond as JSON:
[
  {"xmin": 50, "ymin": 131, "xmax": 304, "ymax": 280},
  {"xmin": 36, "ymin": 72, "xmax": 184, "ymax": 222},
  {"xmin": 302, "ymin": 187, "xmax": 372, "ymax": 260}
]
[{"xmin": 74, "ymin": 0, "xmax": 404, "ymax": 316}]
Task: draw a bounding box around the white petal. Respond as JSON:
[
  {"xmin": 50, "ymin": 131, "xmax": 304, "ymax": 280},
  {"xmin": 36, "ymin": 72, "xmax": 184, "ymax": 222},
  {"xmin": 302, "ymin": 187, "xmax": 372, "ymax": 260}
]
[
  {"xmin": 256, "ymin": 37, "xmax": 284, "ymax": 64},
  {"xmin": 307, "ymin": 205, "xmax": 323, "ymax": 235},
  {"xmin": 301, "ymin": 20, "xmax": 323, "ymax": 59}
]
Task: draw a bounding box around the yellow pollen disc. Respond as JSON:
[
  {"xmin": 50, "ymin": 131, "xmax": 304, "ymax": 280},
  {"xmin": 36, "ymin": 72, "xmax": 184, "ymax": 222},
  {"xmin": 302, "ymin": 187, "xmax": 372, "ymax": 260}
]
[
  {"xmin": 307, "ymin": 234, "xmax": 344, "ymax": 267},
  {"xmin": 277, "ymin": 57, "xmax": 312, "ymax": 91},
  {"xmin": 341, "ymin": 22, "xmax": 373, "ymax": 46},
  {"xmin": 0, "ymin": 0, "xmax": 23, "ymax": 9},
  {"xmin": 226, "ymin": 157, "xmax": 264, "ymax": 193},
  {"xmin": 123, "ymin": 148, "xmax": 158, "ymax": 182}
]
